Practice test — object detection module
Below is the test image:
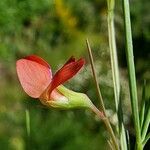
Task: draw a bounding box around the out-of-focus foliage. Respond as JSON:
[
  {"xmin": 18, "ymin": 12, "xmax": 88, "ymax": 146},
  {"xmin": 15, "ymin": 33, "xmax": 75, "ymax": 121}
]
[{"xmin": 0, "ymin": 0, "xmax": 149, "ymax": 149}]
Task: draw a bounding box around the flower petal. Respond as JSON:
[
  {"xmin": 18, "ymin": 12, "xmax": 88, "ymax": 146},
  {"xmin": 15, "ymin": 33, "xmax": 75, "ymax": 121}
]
[
  {"xmin": 48, "ymin": 58, "xmax": 85, "ymax": 94},
  {"xmin": 16, "ymin": 56, "xmax": 52, "ymax": 98},
  {"xmin": 24, "ymin": 55, "xmax": 51, "ymax": 69},
  {"xmin": 63, "ymin": 56, "xmax": 75, "ymax": 66}
]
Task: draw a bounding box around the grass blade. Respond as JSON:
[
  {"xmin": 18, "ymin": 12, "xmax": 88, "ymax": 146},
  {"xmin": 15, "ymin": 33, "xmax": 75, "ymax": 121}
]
[
  {"xmin": 107, "ymin": 0, "xmax": 127, "ymax": 149},
  {"xmin": 143, "ymin": 132, "xmax": 150, "ymax": 147},
  {"xmin": 139, "ymin": 80, "xmax": 146, "ymax": 128},
  {"xmin": 141, "ymin": 98, "xmax": 150, "ymax": 141},
  {"xmin": 25, "ymin": 109, "xmax": 30, "ymax": 137},
  {"xmin": 122, "ymin": 0, "xmax": 142, "ymax": 149},
  {"xmin": 126, "ymin": 130, "xmax": 131, "ymax": 150},
  {"xmin": 108, "ymin": 139, "xmax": 115, "ymax": 150}
]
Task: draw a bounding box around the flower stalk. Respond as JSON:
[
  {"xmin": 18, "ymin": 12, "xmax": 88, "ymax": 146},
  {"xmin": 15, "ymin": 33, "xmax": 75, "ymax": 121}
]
[
  {"xmin": 86, "ymin": 39, "xmax": 106, "ymax": 115},
  {"xmin": 90, "ymin": 103, "xmax": 119, "ymax": 150},
  {"xmin": 86, "ymin": 39, "xmax": 119, "ymax": 150}
]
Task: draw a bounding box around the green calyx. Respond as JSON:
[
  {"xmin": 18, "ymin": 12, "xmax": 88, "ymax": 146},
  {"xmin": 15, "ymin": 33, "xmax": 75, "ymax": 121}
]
[{"xmin": 47, "ymin": 85, "xmax": 93, "ymax": 109}]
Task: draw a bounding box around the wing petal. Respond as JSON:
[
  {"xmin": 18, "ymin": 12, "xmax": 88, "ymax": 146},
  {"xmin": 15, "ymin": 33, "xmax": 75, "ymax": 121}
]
[{"xmin": 48, "ymin": 58, "xmax": 85, "ymax": 94}]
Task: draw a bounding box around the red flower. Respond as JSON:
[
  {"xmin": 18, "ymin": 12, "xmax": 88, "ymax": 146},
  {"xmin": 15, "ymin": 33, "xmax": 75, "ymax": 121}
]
[{"xmin": 16, "ymin": 55, "xmax": 85, "ymax": 107}]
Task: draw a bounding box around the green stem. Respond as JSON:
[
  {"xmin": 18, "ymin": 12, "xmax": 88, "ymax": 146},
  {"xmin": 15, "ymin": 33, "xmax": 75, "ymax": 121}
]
[
  {"xmin": 122, "ymin": 0, "xmax": 142, "ymax": 149},
  {"xmin": 107, "ymin": 0, "xmax": 127, "ymax": 149},
  {"xmin": 107, "ymin": 0, "xmax": 120, "ymax": 109}
]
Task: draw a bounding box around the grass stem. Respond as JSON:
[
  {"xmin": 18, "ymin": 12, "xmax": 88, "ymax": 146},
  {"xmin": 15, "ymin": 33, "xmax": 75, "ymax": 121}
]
[
  {"xmin": 122, "ymin": 0, "xmax": 142, "ymax": 149},
  {"xmin": 107, "ymin": 0, "xmax": 127, "ymax": 149}
]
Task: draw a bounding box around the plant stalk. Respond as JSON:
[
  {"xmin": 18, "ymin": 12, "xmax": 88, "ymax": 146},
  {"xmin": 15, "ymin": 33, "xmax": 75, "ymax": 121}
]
[
  {"xmin": 86, "ymin": 39, "xmax": 106, "ymax": 115},
  {"xmin": 107, "ymin": 0, "xmax": 127, "ymax": 149},
  {"xmin": 86, "ymin": 39, "xmax": 119, "ymax": 150},
  {"xmin": 122, "ymin": 0, "xmax": 142, "ymax": 149},
  {"xmin": 91, "ymin": 104, "xmax": 119, "ymax": 150},
  {"xmin": 107, "ymin": 0, "xmax": 119, "ymax": 110}
]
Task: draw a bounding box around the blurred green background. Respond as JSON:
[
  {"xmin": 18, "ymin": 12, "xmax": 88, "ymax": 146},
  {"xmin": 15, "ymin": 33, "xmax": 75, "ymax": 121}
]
[{"xmin": 0, "ymin": 0, "xmax": 149, "ymax": 149}]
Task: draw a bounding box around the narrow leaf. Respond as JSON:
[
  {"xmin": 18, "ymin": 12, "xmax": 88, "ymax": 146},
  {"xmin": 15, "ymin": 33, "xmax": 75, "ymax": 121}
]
[
  {"xmin": 126, "ymin": 130, "xmax": 131, "ymax": 150},
  {"xmin": 25, "ymin": 109, "xmax": 30, "ymax": 137},
  {"xmin": 122, "ymin": 0, "xmax": 142, "ymax": 148},
  {"xmin": 143, "ymin": 132, "xmax": 150, "ymax": 147},
  {"xmin": 139, "ymin": 80, "xmax": 146, "ymax": 128},
  {"xmin": 107, "ymin": 139, "xmax": 115, "ymax": 150},
  {"xmin": 141, "ymin": 98, "xmax": 150, "ymax": 141}
]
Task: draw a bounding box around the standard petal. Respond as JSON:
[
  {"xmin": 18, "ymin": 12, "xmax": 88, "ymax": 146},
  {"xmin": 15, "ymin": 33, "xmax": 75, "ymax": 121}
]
[
  {"xmin": 16, "ymin": 57, "xmax": 52, "ymax": 98},
  {"xmin": 24, "ymin": 55, "xmax": 51, "ymax": 69},
  {"xmin": 48, "ymin": 58, "xmax": 85, "ymax": 94}
]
